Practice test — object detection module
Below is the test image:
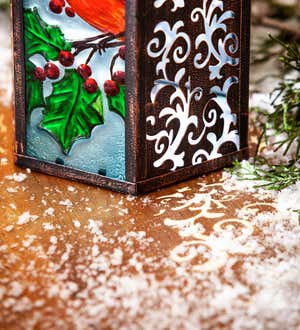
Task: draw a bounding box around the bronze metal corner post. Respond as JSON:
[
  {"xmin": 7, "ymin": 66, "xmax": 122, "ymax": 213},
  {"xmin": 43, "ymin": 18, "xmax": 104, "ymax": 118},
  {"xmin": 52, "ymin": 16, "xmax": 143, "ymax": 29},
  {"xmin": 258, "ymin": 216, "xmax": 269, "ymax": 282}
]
[
  {"xmin": 11, "ymin": 0, "xmax": 26, "ymax": 157},
  {"xmin": 125, "ymin": 0, "xmax": 139, "ymax": 186},
  {"xmin": 239, "ymin": 0, "xmax": 251, "ymax": 155}
]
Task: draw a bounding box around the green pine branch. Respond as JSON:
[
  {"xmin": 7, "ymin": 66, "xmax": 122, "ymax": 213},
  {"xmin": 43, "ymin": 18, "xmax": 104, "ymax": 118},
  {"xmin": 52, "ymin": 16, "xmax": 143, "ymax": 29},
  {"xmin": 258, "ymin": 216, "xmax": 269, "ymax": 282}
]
[
  {"xmin": 257, "ymin": 38, "xmax": 300, "ymax": 161},
  {"xmin": 230, "ymin": 160, "xmax": 300, "ymax": 191},
  {"xmin": 230, "ymin": 37, "xmax": 300, "ymax": 191}
]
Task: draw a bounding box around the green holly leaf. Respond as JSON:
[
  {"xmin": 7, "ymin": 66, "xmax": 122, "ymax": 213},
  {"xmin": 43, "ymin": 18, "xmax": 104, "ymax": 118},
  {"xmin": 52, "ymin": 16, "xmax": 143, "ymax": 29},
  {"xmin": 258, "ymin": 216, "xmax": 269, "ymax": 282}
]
[
  {"xmin": 107, "ymin": 85, "xmax": 125, "ymax": 119},
  {"xmin": 41, "ymin": 70, "xmax": 104, "ymax": 154},
  {"xmin": 24, "ymin": 8, "xmax": 71, "ymax": 61},
  {"xmin": 26, "ymin": 60, "xmax": 45, "ymax": 115}
]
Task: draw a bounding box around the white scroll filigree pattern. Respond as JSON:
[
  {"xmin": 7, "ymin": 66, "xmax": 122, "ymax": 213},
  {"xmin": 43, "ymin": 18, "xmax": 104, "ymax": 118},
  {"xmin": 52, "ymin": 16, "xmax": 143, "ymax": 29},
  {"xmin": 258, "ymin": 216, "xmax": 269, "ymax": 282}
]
[
  {"xmin": 154, "ymin": 0, "xmax": 185, "ymax": 12},
  {"xmin": 146, "ymin": 0, "xmax": 241, "ymax": 171},
  {"xmin": 147, "ymin": 21, "xmax": 191, "ymax": 93},
  {"xmin": 147, "ymin": 70, "xmax": 202, "ymax": 170},
  {"xmin": 192, "ymin": 0, "xmax": 239, "ymax": 80},
  {"xmin": 192, "ymin": 77, "xmax": 240, "ymax": 165}
]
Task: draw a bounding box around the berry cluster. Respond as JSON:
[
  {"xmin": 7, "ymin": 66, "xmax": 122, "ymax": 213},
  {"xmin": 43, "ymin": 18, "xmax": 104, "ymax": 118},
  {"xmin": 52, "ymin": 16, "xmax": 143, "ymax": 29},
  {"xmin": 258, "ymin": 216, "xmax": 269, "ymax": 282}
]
[
  {"xmin": 77, "ymin": 64, "xmax": 99, "ymax": 93},
  {"xmin": 34, "ymin": 62, "xmax": 59, "ymax": 81},
  {"xmin": 34, "ymin": 58, "xmax": 98, "ymax": 94},
  {"xmin": 103, "ymin": 46, "xmax": 125, "ymax": 97},
  {"xmin": 33, "ymin": 50, "xmax": 75, "ymax": 81},
  {"xmin": 49, "ymin": 0, "xmax": 75, "ymax": 17},
  {"xmin": 33, "ymin": 45, "xmax": 126, "ymax": 96}
]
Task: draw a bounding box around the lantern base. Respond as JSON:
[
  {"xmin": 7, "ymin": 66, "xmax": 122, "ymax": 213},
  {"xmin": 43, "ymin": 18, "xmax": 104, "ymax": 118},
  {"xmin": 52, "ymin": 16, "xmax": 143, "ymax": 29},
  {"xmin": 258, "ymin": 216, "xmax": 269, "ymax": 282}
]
[{"xmin": 15, "ymin": 148, "xmax": 248, "ymax": 195}]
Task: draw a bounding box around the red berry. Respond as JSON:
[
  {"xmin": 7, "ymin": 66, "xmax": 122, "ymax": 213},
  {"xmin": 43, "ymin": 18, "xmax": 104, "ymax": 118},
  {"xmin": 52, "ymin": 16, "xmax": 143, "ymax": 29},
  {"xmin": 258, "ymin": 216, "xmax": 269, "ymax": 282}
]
[
  {"xmin": 33, "ymin": 67, "xmax": 46, "ymax": 81},
  {"xmin": 77, "ymin": 64, "xmax": 92, "ymax": 80},
  {"xmin": 58, "ymin": 51, "xmax": 74, "ymax": 67},
  {"xmin": 44, "ymin": 62, "xmax": 60, "ymax": 80},
  {"xmin": 118, "ymin": 46, "xmax": 125, "ymax": 60},
  {"xmin": 65, "ymin": 7, "xmax": 75, "ymax": 17},
  {"xmin": 49, "ymin": 0, "xmax": 65, "ymax": 14},
  {"xmin": 112, "ymin": 71, "xmax": 125, "ymax": 85},
  {"xmin": 84, "ymin": 78, "xmax": 98, "ymax": 93},
  {"xmin": 104, "ymin": 80, "xmax": 119, "ymax": 97}
]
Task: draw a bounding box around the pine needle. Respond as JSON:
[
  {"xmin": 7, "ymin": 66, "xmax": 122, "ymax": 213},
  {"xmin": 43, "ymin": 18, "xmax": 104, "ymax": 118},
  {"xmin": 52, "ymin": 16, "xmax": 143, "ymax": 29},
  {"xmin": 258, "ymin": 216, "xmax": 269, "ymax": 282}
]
[
  {"xmin": 230, "ymin": 160, "xmax": 300, "ymax": 191},
  {"xmin": 230, "ymin": 37, "xmax": 300, "ymax": 191}
]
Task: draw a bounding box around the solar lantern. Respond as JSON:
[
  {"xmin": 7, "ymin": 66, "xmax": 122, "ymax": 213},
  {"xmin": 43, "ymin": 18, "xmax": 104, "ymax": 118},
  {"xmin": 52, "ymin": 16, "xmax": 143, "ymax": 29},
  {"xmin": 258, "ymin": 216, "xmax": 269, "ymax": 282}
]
[{"xmin": 12, "ymin": 0, "xmax": 250, "ymax": 194}]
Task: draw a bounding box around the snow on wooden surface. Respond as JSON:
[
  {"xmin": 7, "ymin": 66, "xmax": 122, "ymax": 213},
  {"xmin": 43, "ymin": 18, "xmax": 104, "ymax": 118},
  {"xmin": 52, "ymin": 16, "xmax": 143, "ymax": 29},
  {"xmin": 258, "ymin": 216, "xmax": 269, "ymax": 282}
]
[
  {"xmin": 0, "ymin": 12, "xmax": 300, "ymax": 330},
  {"xmin": 1, "ymin": 91, "xmax": 300, "ymax": 328}
]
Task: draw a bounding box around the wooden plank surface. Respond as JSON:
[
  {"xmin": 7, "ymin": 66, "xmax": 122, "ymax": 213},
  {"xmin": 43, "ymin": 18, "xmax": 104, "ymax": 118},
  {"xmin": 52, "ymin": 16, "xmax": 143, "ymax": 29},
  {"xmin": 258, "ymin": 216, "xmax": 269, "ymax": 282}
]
[{"xmin": 2, "ymin": 95, "xmax": 300, "ymax": 329}]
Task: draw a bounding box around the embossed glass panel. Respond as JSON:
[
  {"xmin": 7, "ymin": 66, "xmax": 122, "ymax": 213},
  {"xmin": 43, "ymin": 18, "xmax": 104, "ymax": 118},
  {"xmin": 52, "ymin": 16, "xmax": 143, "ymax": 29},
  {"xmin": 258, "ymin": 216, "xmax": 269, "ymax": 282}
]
[{"xmin": 23, "ymin": 0, "xmax": 126, "ymax": 180}]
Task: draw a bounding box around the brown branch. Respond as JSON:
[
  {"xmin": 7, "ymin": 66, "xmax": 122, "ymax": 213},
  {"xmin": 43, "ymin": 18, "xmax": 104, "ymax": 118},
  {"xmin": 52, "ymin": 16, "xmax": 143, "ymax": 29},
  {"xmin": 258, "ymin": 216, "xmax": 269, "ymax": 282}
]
[
  {"xmin": 72, "ymin": 33, "xmax": 113, "ymax": 48},
  {"xmin": 110, "ymin": 53, "xmax": 120, "ymax": 79},
  {"xmin": 72, "ymin": 33, "xmax": 125, "ymax": 62},
  {"xmin": 253, "ymin": 16, "xmax": 300, "ymax": 40},
  {"xmin": 72, "ymin": 40, "xmax": 124, "ymax": 58},
  {"xmin": 85, "ymin": 48, "xmax": 97, "ymax": 65}
]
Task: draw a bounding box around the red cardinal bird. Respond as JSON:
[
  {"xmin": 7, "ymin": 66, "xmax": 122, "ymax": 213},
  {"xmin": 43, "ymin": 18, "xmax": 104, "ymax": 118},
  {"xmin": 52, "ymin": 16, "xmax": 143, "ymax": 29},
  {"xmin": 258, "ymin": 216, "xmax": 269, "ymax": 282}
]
[{"xmin": 67, "ymin": 0, "xmax": 125, "ymax": 36}]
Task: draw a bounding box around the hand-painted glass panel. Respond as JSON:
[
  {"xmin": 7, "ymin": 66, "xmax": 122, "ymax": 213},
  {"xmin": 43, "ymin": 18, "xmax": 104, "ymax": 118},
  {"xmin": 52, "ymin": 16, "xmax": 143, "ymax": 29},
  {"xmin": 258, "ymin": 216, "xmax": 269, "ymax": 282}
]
[{"xmin": 23, "ymin": 0, "xmax": 126, "ymax": 180}]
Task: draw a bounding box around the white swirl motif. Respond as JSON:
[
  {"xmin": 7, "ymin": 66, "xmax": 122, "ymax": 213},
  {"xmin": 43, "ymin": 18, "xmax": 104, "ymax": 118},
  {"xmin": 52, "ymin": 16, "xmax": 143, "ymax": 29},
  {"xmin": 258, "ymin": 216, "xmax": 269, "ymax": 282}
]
[
  {"xmin": 147, "ymin": 21, "xmax": 191, "ymax": 93},
  {"xmin": 147, "ymin": 20, "xmax": 199, "ymax": 170},
  {"xmin": 192, "ymin": 77, "xmax": 240, "ymax": 165},
  {"xmin": 147, "ymin": 69, "xmax": 202, "ymax": 170},
  {"xmin": 147, "ymin": 0, "xmax": 241, "ymax": 171},
  {"xmin": 192, "ymin": 0, "xmax": 239, "ymax": 80},
  {"xmin": 154, "ymin": 0, "xmax": 185, "ymax": 12},
  {"xmin": 170, "ymin": 240, "xmax": 228, "ymax": 272}
]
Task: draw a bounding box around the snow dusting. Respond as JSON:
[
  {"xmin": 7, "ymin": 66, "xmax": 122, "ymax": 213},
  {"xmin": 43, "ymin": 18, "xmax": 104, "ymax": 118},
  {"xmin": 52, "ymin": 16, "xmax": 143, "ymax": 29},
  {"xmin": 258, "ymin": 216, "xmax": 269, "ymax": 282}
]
[
  {"xmin": 0, "ymin": 170, "xmax": 299, "ymax": 329},
  {"xmin": 0, "ymin": 8, "xmax": 299, "ymax": 330}
]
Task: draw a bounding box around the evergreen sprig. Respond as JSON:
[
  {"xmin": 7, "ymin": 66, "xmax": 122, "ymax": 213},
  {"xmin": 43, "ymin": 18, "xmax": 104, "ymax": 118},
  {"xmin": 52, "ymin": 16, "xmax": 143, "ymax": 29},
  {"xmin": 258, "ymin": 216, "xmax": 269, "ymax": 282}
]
[
  {"xmin": 257, "ymin": 38, "xmax": 300, "ymax": 161},
  {"xmin": 230, "ymin": 160, "xmax": 300, "ymax": 191},
  {"xmin": 277, "ymin": 38, "xmax": 300, "ymax": 72},
  {"xmin": 230, "ymin": 38, "xmax": 300, "ymax": 191}
]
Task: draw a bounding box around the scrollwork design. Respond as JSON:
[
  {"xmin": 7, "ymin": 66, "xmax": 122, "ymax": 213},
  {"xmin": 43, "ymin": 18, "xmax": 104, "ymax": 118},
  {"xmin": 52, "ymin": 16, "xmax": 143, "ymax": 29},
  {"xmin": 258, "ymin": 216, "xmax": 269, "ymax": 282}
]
[
  {"xmin": 147, "ymin": 0, "xmax": 241, "ymax": 171},
  {"xmin": 147, "ymin": 21, "xmax": 200, "ymax": 170},
  {"xmin": 192, "ymin": 0, "xmax": 239, "ymax": 80},
  {"xmin": 147, "ymin": 21, "xmax": 191, "ymax": 98},
  {"xmin": 154, "ymin": 0, "xmax": 185, "ymax": 12},
  {"xmin": 170, "ymin": 240, "xmax": 228, "ymax": 272},
  {"xmin": 159, "ymin": 184, "xmax": 256, "ymax": 272},
  {"xmin": 147, "ymin": 70, "xmax": 202, "ymax": 170},
  {"xmin": 192, "ymin": 77, "xmax": 240, "ymax": 165},
  {"xmin": 169, "ymin": 218, "xmax": 255, "ymax": 270}
]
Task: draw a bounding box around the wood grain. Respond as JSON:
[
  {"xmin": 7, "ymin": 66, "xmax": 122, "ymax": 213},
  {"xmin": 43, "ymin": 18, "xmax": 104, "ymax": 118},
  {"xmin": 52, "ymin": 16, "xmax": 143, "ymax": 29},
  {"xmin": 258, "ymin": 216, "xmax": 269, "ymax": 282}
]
[{"xmin": 1, "ymin": 96, "xmax": 298, "ymax": 330}]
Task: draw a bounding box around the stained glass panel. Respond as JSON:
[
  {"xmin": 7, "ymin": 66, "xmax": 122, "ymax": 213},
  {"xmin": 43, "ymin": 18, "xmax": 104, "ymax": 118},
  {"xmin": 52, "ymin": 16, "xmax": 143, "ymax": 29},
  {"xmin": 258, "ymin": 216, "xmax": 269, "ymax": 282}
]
[{"xmin": 23, "ymin": 0, "xmax": 126, "ymax": 180}]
